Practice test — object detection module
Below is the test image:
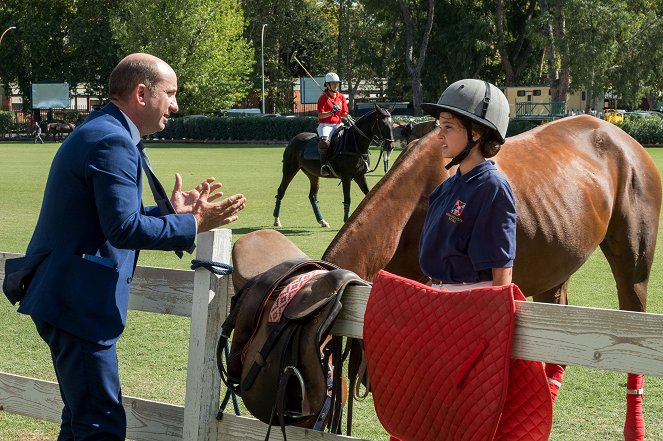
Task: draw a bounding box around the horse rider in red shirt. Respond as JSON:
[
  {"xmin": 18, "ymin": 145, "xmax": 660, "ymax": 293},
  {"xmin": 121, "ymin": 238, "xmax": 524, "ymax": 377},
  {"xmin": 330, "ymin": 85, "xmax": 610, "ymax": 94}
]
[{"xmin": 317, "ymin": 72, "xmax": 348, "ymax": 177}]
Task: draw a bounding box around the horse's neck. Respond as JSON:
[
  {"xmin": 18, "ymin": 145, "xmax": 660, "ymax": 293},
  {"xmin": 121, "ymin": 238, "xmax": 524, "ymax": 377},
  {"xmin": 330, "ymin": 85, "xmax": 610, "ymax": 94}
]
[
  {"xmin": 323, "ymin": 131, "xmax": 448, "ymax": 280},
  {"xmin": 349, "ymin": 113, "xmax": 375, "ymax": 153}
]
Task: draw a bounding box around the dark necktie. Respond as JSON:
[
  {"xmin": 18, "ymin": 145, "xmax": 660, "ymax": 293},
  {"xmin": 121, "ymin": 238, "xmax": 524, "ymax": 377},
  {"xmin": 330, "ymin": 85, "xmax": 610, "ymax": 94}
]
[{"xmin": 137, "ymin": 141, "xmax": 195, "ymax": 257}]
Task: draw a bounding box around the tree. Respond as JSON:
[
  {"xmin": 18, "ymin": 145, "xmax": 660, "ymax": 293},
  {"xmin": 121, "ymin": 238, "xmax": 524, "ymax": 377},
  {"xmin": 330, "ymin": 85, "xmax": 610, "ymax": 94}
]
[
  {"xmin": 67, "ymin": 0, "xmax": 123, "ymax": 97},
  {"xmin": 398, "ymin": 0, "xmax": 434, "ymax": 116},
  {"xmin": 0, "ymin": 0, "xmax": 77, "ymax": 110},
  {"xmin": 538, "ymin": 0, "xmax": 571, "ymax": 102},
  {"xmin": 496, "ymin": 0, "xmax": 538, "ymax": 86},
  {"xmin": 111, "ymin": 0, "xmax": 254, "ymax": 115},
  {"xmin": 607, "ymin": 2, "xmax": 663, "ymax": 109},
  {"xmin": 335, "ymin": 0, "xmax": 393, "ymax": 108}
]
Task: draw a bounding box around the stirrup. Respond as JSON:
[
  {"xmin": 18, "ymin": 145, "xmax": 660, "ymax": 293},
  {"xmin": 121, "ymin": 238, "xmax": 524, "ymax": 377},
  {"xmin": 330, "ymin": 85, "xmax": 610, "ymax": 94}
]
[{"xmin": 321, "ymin": 164, "xmax": 331, "ymax": 177}]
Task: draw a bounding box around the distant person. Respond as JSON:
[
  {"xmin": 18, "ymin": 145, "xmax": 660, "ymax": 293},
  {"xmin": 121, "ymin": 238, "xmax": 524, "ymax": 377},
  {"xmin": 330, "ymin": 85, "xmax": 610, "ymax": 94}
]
[
  {"xmin": 317, "ymin": 72, "xmax": 348, "ymax": 176},
  {"xmin": 32, "ymin": 121, "xmax": 44, "ymax": 144},
  {"xmin": 4, "ymin": 53, "xmax": 246, "ymax": 440}
]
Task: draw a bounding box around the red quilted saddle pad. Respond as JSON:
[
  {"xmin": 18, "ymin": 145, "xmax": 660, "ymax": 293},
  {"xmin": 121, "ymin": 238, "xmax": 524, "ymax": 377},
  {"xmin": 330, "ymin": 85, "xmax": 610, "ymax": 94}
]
[{"xmin": 364, "ymin": 270, "xmax": 552, "ymax": 441}]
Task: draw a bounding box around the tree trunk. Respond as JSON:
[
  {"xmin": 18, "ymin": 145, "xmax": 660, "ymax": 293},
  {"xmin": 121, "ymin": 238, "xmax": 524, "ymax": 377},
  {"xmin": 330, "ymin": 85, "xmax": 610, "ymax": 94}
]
[
  {"xmin": 496, "ymin": 0, "xmax": 536, "ymax": 86},
  {"xmin": 553, "ymin": 0, "xmax": 570, "ymax": 101},
  {"xmin": 540, "ymin": 0, "xmax": 570, "ymax": 103},
  {"xmin": 496, "ymin": 0, "xmax": 516, "ymax": 85},
  {"xmin": 399, "ymin": 0, "xmax": 434, "ymax": 116}
]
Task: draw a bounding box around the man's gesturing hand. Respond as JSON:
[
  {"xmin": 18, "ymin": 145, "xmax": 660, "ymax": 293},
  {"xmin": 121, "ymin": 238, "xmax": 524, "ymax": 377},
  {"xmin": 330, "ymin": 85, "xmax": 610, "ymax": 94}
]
[
  {"xmin": 171, "ymin": 173, "xmax": 224, "ymax": 214},
  {"xmin": 191, "ymin": 181, "xmax": 246, "ymax": 232}
]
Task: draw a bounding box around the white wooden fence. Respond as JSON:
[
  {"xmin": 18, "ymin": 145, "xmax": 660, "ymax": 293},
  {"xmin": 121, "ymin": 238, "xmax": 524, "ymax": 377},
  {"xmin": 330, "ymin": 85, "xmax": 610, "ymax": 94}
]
[{"xmin": 2, "ymin": 228, "xmax": 663, "ymax": 441}]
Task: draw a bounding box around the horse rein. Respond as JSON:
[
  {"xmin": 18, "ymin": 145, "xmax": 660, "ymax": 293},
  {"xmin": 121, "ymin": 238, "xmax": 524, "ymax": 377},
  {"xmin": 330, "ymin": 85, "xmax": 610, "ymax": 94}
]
[{"xmin": 342, "ymin": 111, "xmax": 395, "ymax": 174}]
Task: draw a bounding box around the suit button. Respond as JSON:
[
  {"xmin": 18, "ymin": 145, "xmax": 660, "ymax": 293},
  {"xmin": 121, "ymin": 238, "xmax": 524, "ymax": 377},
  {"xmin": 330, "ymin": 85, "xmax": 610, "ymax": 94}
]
[{"xmin": 126, "ymin": 277, "xmax": 133, "ymax": 284}]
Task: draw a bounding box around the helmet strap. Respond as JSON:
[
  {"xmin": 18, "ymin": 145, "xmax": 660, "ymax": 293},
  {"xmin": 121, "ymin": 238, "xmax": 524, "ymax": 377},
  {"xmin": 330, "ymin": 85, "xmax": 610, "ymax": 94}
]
[{"xmin": 445, "ymin": 125, "xmax": 478, "ymax": 170}]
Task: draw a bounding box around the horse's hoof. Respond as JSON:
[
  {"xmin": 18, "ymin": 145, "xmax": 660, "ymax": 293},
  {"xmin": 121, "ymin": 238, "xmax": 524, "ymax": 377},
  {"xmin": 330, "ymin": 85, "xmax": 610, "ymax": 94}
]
[
  {"xmin": 319, "ymin": 220, "xmax": 330, "ymax": 228},
  {"xmin": 273, "ymin": 218, "xmax": 281, "ymax": 227}
]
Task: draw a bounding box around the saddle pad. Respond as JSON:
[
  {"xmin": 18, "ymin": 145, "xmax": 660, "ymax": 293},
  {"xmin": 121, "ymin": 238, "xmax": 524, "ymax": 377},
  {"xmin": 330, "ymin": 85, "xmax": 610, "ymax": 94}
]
[
  {"xmin": 303, "ymin": 137, "xmax": 321, "ymax": 160},
  {"xmin": 364, "ymin": 270, "xmax": 552, "ymax": 441}
]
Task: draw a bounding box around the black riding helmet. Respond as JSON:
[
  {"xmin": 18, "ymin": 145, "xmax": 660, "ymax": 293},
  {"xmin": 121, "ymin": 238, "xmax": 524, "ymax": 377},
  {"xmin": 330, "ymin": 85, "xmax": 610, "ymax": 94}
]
[{"xmin": 421, "ymin": 79, "xmax": 510, "ymax": 169}]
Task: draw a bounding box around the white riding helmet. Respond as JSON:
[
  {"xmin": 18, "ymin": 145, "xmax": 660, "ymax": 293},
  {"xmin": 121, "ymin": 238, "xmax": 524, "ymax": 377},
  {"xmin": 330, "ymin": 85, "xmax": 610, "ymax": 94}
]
[
  {"xmin": 421, "ymin": 79, "xmax": 510, "ymax": 143},
  {"xmin": 324, "ymin": 72, "xmax": 340, "ymax": 84}
]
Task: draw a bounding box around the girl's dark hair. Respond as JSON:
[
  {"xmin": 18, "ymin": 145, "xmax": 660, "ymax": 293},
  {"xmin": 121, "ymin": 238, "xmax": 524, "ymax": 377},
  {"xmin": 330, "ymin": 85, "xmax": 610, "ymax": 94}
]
[
  {"xmin": 457, "ymin": 115, "xmax": 502, "ymax": 158},
  {"xmin": 473, "ymin": 123, "xmax": 502, "ymax": 158}
]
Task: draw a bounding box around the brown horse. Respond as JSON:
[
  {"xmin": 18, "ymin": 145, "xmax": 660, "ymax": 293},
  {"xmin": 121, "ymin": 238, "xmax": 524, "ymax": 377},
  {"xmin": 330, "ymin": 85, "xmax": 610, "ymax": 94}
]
[
  {"xmin": 323, "ymin": 115, "xmax": 661, "ymax": 312},
  {"xmin": 322, "ymin": 114, "xmax": 661, "ymax": 436},
  {"xmin": 46, "ymin": 122, "xmax": 75, "ymax": 142}
]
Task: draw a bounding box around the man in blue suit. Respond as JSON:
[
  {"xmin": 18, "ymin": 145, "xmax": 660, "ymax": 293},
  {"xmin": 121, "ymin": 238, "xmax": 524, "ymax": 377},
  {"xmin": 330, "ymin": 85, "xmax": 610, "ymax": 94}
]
[{"xmin": 12, "ymin": 53, "xmax": 246, "ymax": 440}]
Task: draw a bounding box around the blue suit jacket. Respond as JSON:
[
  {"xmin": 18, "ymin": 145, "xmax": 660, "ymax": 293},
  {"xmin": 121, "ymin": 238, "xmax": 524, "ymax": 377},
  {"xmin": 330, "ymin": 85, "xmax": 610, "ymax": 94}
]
[{"xmin": 17, "ymin": 103, "xmax": 197, "ymax": 345}]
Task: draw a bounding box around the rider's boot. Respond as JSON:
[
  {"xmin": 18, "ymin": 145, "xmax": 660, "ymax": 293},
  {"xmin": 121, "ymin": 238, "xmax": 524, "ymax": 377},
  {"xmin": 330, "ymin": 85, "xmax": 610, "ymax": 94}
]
[{"xmin": 318, "ymin": 137, "xmax": 331, "ymax": 177}]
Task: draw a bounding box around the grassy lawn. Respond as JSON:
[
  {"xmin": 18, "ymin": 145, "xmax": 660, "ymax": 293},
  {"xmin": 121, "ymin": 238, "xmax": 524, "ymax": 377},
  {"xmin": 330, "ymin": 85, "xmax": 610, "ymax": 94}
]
[{"xmin": 1, "ymin": 141, "xmax": 663, "ymax": 440}]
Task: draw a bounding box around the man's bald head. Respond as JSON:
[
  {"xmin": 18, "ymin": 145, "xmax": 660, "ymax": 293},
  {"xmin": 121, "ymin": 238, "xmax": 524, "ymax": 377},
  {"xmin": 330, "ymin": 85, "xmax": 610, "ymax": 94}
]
[{"xmin": 108, "ymin": 53, "xmax": 175, "ymax": 101}]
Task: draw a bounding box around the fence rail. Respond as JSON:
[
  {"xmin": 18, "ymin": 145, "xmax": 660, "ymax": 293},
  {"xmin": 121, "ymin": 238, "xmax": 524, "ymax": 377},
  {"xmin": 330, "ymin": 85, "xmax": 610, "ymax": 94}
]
[{"xmin": 2, "ymin": 229, "xmax": 663, "ymax": 440}]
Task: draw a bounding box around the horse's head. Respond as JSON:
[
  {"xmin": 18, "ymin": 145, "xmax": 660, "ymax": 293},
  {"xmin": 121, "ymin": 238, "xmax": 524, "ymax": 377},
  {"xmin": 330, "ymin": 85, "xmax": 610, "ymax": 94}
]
[
  {"xmin": 373, "ymin": 103, "xmax": 395, "ymax": 153},
  {"xmin": 393, "ymin": 121, "xmax": 416, "ymax": 148}
]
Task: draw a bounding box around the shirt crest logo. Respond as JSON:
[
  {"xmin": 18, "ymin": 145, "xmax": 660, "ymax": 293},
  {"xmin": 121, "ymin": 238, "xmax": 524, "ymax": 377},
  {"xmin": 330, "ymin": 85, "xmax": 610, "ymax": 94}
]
[{"xmin": 450, "ymin": 200, "xmax": 466, "ymax": 217}]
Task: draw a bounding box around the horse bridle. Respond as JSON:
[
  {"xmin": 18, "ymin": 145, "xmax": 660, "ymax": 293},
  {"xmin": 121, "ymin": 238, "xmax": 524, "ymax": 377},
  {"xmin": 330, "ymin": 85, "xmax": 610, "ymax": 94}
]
[
  {"xmin": 345, "ymin": 110, "xmax": 395, "ymax": 174},
  {"xmin": 347, "ymin": 110, "xmax": 395, "ymax": 149}
]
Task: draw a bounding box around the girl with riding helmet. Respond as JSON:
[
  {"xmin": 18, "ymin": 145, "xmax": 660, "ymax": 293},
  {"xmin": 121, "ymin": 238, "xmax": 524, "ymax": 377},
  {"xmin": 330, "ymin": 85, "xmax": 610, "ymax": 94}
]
[
  {"xmin": 317, "ymin": 72, "xmax": 348, "ymax": 176},
  {"xmin": 385, "ymin": 79, "xmax": 518, "ymax": 441},
  {"xmin": 418, "ymin": 79, "xmax": 516, "ymax": 290}
]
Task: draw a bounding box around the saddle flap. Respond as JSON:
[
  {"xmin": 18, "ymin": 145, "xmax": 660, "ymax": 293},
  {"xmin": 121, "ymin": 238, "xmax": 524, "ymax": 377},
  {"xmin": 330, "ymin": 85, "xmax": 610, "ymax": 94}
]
[
  {"xmin": 231, "ymin": 229, "xmax": 309, "ymax": 292},
  {"xmin": 283, "ymin": 269, "xmax": 357, "ymax": 320}
]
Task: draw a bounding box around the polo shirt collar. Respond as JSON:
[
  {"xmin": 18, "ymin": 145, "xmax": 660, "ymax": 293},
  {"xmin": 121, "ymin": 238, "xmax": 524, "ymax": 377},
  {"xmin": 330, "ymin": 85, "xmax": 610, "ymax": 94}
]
[{"xmin": 456, "ymin": 160, "xmax": 496, "ymax": 183}]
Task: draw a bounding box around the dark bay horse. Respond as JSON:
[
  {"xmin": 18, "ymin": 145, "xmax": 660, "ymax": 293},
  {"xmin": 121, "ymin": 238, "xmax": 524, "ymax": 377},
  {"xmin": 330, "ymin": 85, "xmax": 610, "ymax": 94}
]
[
  {"xmin": 273, "ymin": 104, "xmax": 395, "ymax": 227},
  {"xmin": 47, "ymin": 122, "xmax": 75, "ymax": 142},
  {"xmin": 323, "ymin": 115, "xmax": 661, "ymax": 313}
]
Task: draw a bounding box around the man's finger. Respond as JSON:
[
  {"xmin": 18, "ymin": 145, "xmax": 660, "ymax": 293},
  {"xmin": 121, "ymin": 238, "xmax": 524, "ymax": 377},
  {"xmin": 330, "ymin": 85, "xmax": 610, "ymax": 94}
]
[
  {"xmin": 208, "ymin": 191, "xmax": 225, "ymax": 203},
  {"xmin": 172, "ymin": 173, "xmax": 183, "ymax": 196},
  {"xmin": 199, "ymin": 181, "xmax": 211, "ymax": 201},
  {"xmin": 195, "ymin": 177, "xmax": 216, "ymax": 192}
]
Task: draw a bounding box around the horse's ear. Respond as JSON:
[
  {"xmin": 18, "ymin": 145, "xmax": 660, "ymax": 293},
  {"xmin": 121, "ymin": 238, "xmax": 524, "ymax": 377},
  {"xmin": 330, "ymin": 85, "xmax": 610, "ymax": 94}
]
[{"xmin": 388, "ymin": 105, "xmax": 395, "ymax": 113}]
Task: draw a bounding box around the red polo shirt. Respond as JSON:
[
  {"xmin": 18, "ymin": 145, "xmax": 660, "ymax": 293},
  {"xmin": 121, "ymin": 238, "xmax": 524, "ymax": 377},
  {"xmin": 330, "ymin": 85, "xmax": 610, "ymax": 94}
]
[{"xmin": 317, "ymin": 90, "xmax": 348, "ymax": 124}]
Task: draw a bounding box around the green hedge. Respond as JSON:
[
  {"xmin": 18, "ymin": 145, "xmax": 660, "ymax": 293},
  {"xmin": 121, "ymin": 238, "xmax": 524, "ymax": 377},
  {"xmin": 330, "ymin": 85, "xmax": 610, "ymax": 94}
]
[
  {"xmin": 617, "ymin": 117, "xmax": 663, "ymax": 145},
  {"xmin": 0, "ymin": 111, "xmax": 15, "ymax": 134},
  {"xmin": 156, "ymin": 115, "xmax": 318, "ymax": 141},
  {"xmin": 153, "ymin": 113, "xmax": 663, "ymax": 146},
  {"xmin": 501, "ymin": 117, "xmax": 663, "ymax": 145}
]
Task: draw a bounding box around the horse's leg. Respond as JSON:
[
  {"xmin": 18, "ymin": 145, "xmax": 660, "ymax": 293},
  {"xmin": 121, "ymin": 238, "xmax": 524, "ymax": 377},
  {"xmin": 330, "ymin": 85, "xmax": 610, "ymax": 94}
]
[
  {"xmin": 342, "ymin": 179, "xmax": 353, "ymax": 222},
  {"xmin": 273, "ymin": 158, "xmax": 300, "ymax": 227},
  {"xmin": 599, "ymin": 212, "xmax": 657, "ymax": 441},
  {"xmin": 353, "ymin": 174, "xmax": 370, "ymax": 196},
  {"xmin": 303, "ymin": 170, "xmax": 329, "ymax": 227},
  {"xmin": 531, "ymin": 281, "xmax": 569, "ymax": 406}
]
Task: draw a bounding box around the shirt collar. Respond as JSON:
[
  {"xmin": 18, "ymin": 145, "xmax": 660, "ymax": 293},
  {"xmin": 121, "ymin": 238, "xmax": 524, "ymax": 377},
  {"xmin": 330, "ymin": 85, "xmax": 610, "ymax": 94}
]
[
  {"xmin": 456, "ymin": 160, "xmax": 496, "ymax": 182},
  {"xmin": 118, "ymin": 109, "xmax": 142, "ymax": 146}
]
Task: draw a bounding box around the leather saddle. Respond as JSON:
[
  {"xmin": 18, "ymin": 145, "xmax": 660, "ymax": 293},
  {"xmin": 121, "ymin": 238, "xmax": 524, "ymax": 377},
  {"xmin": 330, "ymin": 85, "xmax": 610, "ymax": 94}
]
[
  {"xmin": 364, "ymin": 270, "xmax": 553, "ymax": 441},
  {"xmin": 302, "ymin": 127, "xmax": 349, "ymax": 161},
  {"xmin": 218, "ymin": 229, "xmax": 368, "ymax": 438}
]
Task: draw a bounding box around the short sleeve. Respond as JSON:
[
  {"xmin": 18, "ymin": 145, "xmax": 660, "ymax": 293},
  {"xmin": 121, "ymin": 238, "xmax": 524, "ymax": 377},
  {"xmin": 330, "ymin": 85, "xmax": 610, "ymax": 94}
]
[{"xmin": 467, "ymin": 180, "xmax": 516, "ymax": 270}]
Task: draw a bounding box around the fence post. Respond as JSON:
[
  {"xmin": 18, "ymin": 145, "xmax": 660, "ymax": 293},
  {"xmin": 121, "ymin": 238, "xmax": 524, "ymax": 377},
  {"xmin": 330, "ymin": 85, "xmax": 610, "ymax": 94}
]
[{"xmin": 183, "ymin": 228, "xmax": 232, "ymax": 441}]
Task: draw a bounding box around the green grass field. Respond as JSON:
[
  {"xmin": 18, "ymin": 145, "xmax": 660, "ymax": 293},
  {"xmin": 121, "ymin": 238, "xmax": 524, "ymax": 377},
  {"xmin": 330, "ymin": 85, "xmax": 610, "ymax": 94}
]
[{"xmin": 1, "ymin": 141, "xmax": 663, "ymax": 440}]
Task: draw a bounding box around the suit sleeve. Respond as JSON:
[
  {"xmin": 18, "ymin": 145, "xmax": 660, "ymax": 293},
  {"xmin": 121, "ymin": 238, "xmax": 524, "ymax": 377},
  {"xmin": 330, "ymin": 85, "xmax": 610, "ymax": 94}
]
[{"xmin": 85, "ymin": 134, "xmax": 196, "ymax": 251}]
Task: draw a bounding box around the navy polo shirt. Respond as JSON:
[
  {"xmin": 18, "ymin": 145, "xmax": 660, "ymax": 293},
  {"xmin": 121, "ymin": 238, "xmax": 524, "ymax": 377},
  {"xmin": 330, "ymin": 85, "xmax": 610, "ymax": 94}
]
[{"xmin": 419, "ymin": 160, "xmax": 516, "ymax": 283}]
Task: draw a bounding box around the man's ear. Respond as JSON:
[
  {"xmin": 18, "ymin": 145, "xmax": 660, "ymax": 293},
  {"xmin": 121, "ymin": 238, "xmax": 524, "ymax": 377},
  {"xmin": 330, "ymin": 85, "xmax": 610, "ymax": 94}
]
[{"xmin": 134, "ymin": 84, "xmax": 148, "ymax": 107}]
